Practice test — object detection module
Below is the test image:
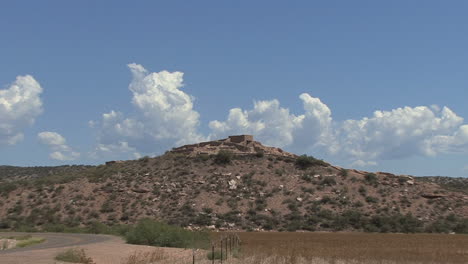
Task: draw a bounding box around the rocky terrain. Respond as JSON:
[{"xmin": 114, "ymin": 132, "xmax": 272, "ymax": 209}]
[{"xmin": 0, "ymin": 135, "xmax": 467, "ymax": 233}]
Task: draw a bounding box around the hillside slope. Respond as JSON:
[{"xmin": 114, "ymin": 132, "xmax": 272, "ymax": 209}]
[{"xmin": 1, "ymin": 136, "xmax": 467, "ymax": 233}]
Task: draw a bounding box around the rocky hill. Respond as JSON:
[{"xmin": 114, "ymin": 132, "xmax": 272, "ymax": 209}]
[{"xmin": 1, "ymin": 135, "xmax": 467, "ymax": 233}]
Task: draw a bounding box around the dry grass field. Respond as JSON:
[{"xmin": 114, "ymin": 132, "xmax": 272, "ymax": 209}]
[{"xmin": 224, "ymin": 232, "xmax": 468, "ymax": 264}]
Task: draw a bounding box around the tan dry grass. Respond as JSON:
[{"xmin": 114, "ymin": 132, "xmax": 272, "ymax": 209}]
[
  {"xmin": 120, "ymin": 249, "xmax": 167, "ymax": 264},
  {"xmin": 229, "ymin": 232, "xmax": 468, "ymax": 264}
]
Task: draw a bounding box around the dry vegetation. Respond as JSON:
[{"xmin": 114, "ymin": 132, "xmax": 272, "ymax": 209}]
[
  {"xmin": 232, "ymin": 232, "xmax": 468, "ymax": 264},
  {"xmin": 55, "ymin": 248, "xmax": 95, "ymax": 264},
  {"xmin": 120, "ymin": 249, "xmax": 167, "ymax": 264},
  {"xmin": 50, "ymin": 232, "xmax": 468, "ymax": 264}
]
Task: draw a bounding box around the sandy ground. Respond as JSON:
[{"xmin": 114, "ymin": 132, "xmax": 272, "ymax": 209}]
[{"xmin": 0, "ymin": 233, "xmax": 195, "ymax": 264}]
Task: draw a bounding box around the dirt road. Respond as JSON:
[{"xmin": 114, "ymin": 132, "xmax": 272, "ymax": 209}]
[{"xmin": 0, "ymin": 232, "xmax": 192, "ymax": 264}]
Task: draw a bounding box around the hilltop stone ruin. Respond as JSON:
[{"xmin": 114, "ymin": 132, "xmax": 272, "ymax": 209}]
[{"xmin": 170, "ymin": 135, "xmax": 297, "ymax": 158}]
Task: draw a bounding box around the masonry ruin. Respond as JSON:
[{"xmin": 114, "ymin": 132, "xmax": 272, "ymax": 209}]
[{"xmin": 170, "ymin": 135, "xmax": 296, "ymax": 158}]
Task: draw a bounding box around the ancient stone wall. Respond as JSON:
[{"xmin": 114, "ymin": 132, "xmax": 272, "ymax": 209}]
[
  {"xmin": 170, "ymin": 135, "xmax": 296, "ymax": 158},
  {"xmin": 228, "ymin": 135, "xmax": 253, "ymax": 144}
]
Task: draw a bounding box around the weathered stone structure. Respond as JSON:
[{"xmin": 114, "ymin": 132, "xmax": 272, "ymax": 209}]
[
  {"xmin": 170, "ymin": 135, "xmax": 296, "ymax": 158},
  {"xmin": 228, "ymin": 135, "xmax": 253, "ymax": 144}
]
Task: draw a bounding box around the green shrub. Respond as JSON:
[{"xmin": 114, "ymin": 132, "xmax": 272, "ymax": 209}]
[
  {"xmin": 125, "ymin": 218, "xmax": 210, "ymax": 248},
  {"xmin": 138, "ymin": 156, "xmax": 150, "ymax": 163},
  {"xmin": 364, "ymin": 173, "xmax": 378, "ymax": 185},
  {"xmin": 364, "ymin": 213, "xmax": 423, "ymax": 233},
  {"xmin": 321, "ymin": 177, "xmax": 336, "ymax": 186},
  {"xmin": 85, "ymin": 221, "xmax": 113, "ymax": 234},
  {"xmin": 295, "ymin": 155, "xmax": 328, "ymax": 169},
  {"xmin": 358, "ymin": 185, "xmax": 367, "ymax": 196},
  {"xmin": 454, "ymin": 218, "xmax": 468, "ymax": 234},
  {"xmin": 195, "ymin": 154, "xmax": 210, "ymax": 162},
  {"xmin": 339, "ymin": 168, "xmax": 348, "ymax": 178},
  {"xmin": 214, "ymin": 151, "xmax": 232, "ymax": 165},
  {"xmin": 365, "ymin": 196, "xmax": 379, "ymax": 204},
  {"xmin": 0, "ymin": 182, "xmax": 17, "ymax": 197}
]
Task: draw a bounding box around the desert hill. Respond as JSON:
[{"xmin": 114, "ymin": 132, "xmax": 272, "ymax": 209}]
[{"xmin": 0, "ymin": 135, "xmax": 467, "ymax": 233}]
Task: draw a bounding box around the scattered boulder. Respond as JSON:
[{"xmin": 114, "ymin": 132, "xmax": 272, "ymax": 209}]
[{"xmin": 228, "ymin": 179, "xmax": 237, "ymax": 190}]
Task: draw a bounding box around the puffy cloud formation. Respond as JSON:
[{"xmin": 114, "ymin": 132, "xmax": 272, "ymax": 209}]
[
  {"xmin": 92, "ymin": 64, "xmax": 204, "ymax": 158},
  {"xmin": 209, "ymin": 99, "xmax": 302, "ymax": 147},
  {"xmin": 0, "ymin": 75, "xmax": 43, "ymax": 145},
  {"xmin": 209, "ymin": 94, "xmax": 468, "ymax": 166},
  {"xmin": 209, "ymin": 93, "xmax": 333, "ymax": 152},
  {"xmin": 335, "ymin": 106, "xmax": 467, "ymax": 164},
  {"xmin": 38, "ymin": 131, "xmax": 80, "ymax": 161}
]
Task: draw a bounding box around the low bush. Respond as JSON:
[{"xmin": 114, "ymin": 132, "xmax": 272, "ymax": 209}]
[
  {"xmin": 214, "ymin": 151, "xmax": 233, "ymax": 164},
  {"xmin": 55, "ymin": 248, "xmax": 94, "ymax": 264},
  {"xmin": 125, "ymin": 218, "xmax": 210, "ymax": 248},
  {"xmin": 364, "ymin": 173, "xmax": 378, "ymax": 185},
  {"xmin": 0, "ymin": 182, "xmax": 17, "ymax": 197},
  {"xmin": 321, "ymin": 177, "xmax": 336, "ymax": 186},
  {"xmin": 295, "ymin": 155, "xmax": 328, "ymax": 169},
  {"xmin": 195, "ymin": 154, "xmax": 210, "ymax": 162}
]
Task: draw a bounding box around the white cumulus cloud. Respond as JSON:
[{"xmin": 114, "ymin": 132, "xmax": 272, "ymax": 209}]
[
  {"xmin": 209, "ymin": 93, "xmax": 468, "ymax": 167},
  {"xmin": 0, "ymin": 75, "xmax": 43, "ymax": 145},
  {"xmin": 335, "ymin": 106, "xmax": 465, "ymax": 164},
  {"xmin": 209, "ymin": 99, "xmax": 302, "ymax": 147},
  {"xmin": 38, "ymin": 131, "xmax": 80, "ymax": 161},
  {"xmin": 209, "ymin": 93, "xmax": 333, "ymax": 153},
  {"xmin": 91, "ymin": 63, "xmax": 204, "ymax": 158}
]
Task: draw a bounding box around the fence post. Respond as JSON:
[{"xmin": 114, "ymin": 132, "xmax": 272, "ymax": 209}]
[
  {"xmin": 212, "ymin": 244, "xmax": 215, "ymax": 264},
  {"xmin": 220, "ymin": 239, "xmax": 223, "ymax": 264},
  {"xmin": 225, "ymin": 237, "xmax": 228, "ymax": 260},
  {"xmin": 192, "ymin": 248, "xmax": 195, "ymax": 264}
]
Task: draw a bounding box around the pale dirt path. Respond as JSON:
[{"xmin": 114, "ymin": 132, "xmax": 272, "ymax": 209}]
[{"xmin": 0, "ymin": 232, "xmax": 194, "ymax": 264}]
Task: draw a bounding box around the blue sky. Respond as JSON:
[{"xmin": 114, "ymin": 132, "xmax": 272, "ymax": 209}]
[{"xmin": 1, "ymin": 1, "xmax": 468, "ymax": 177}]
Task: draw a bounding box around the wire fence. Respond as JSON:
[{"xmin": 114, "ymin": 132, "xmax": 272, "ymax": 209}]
[{"xmin": 189, "ymin": 233, "xmax": 241, "ymax": 264}]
